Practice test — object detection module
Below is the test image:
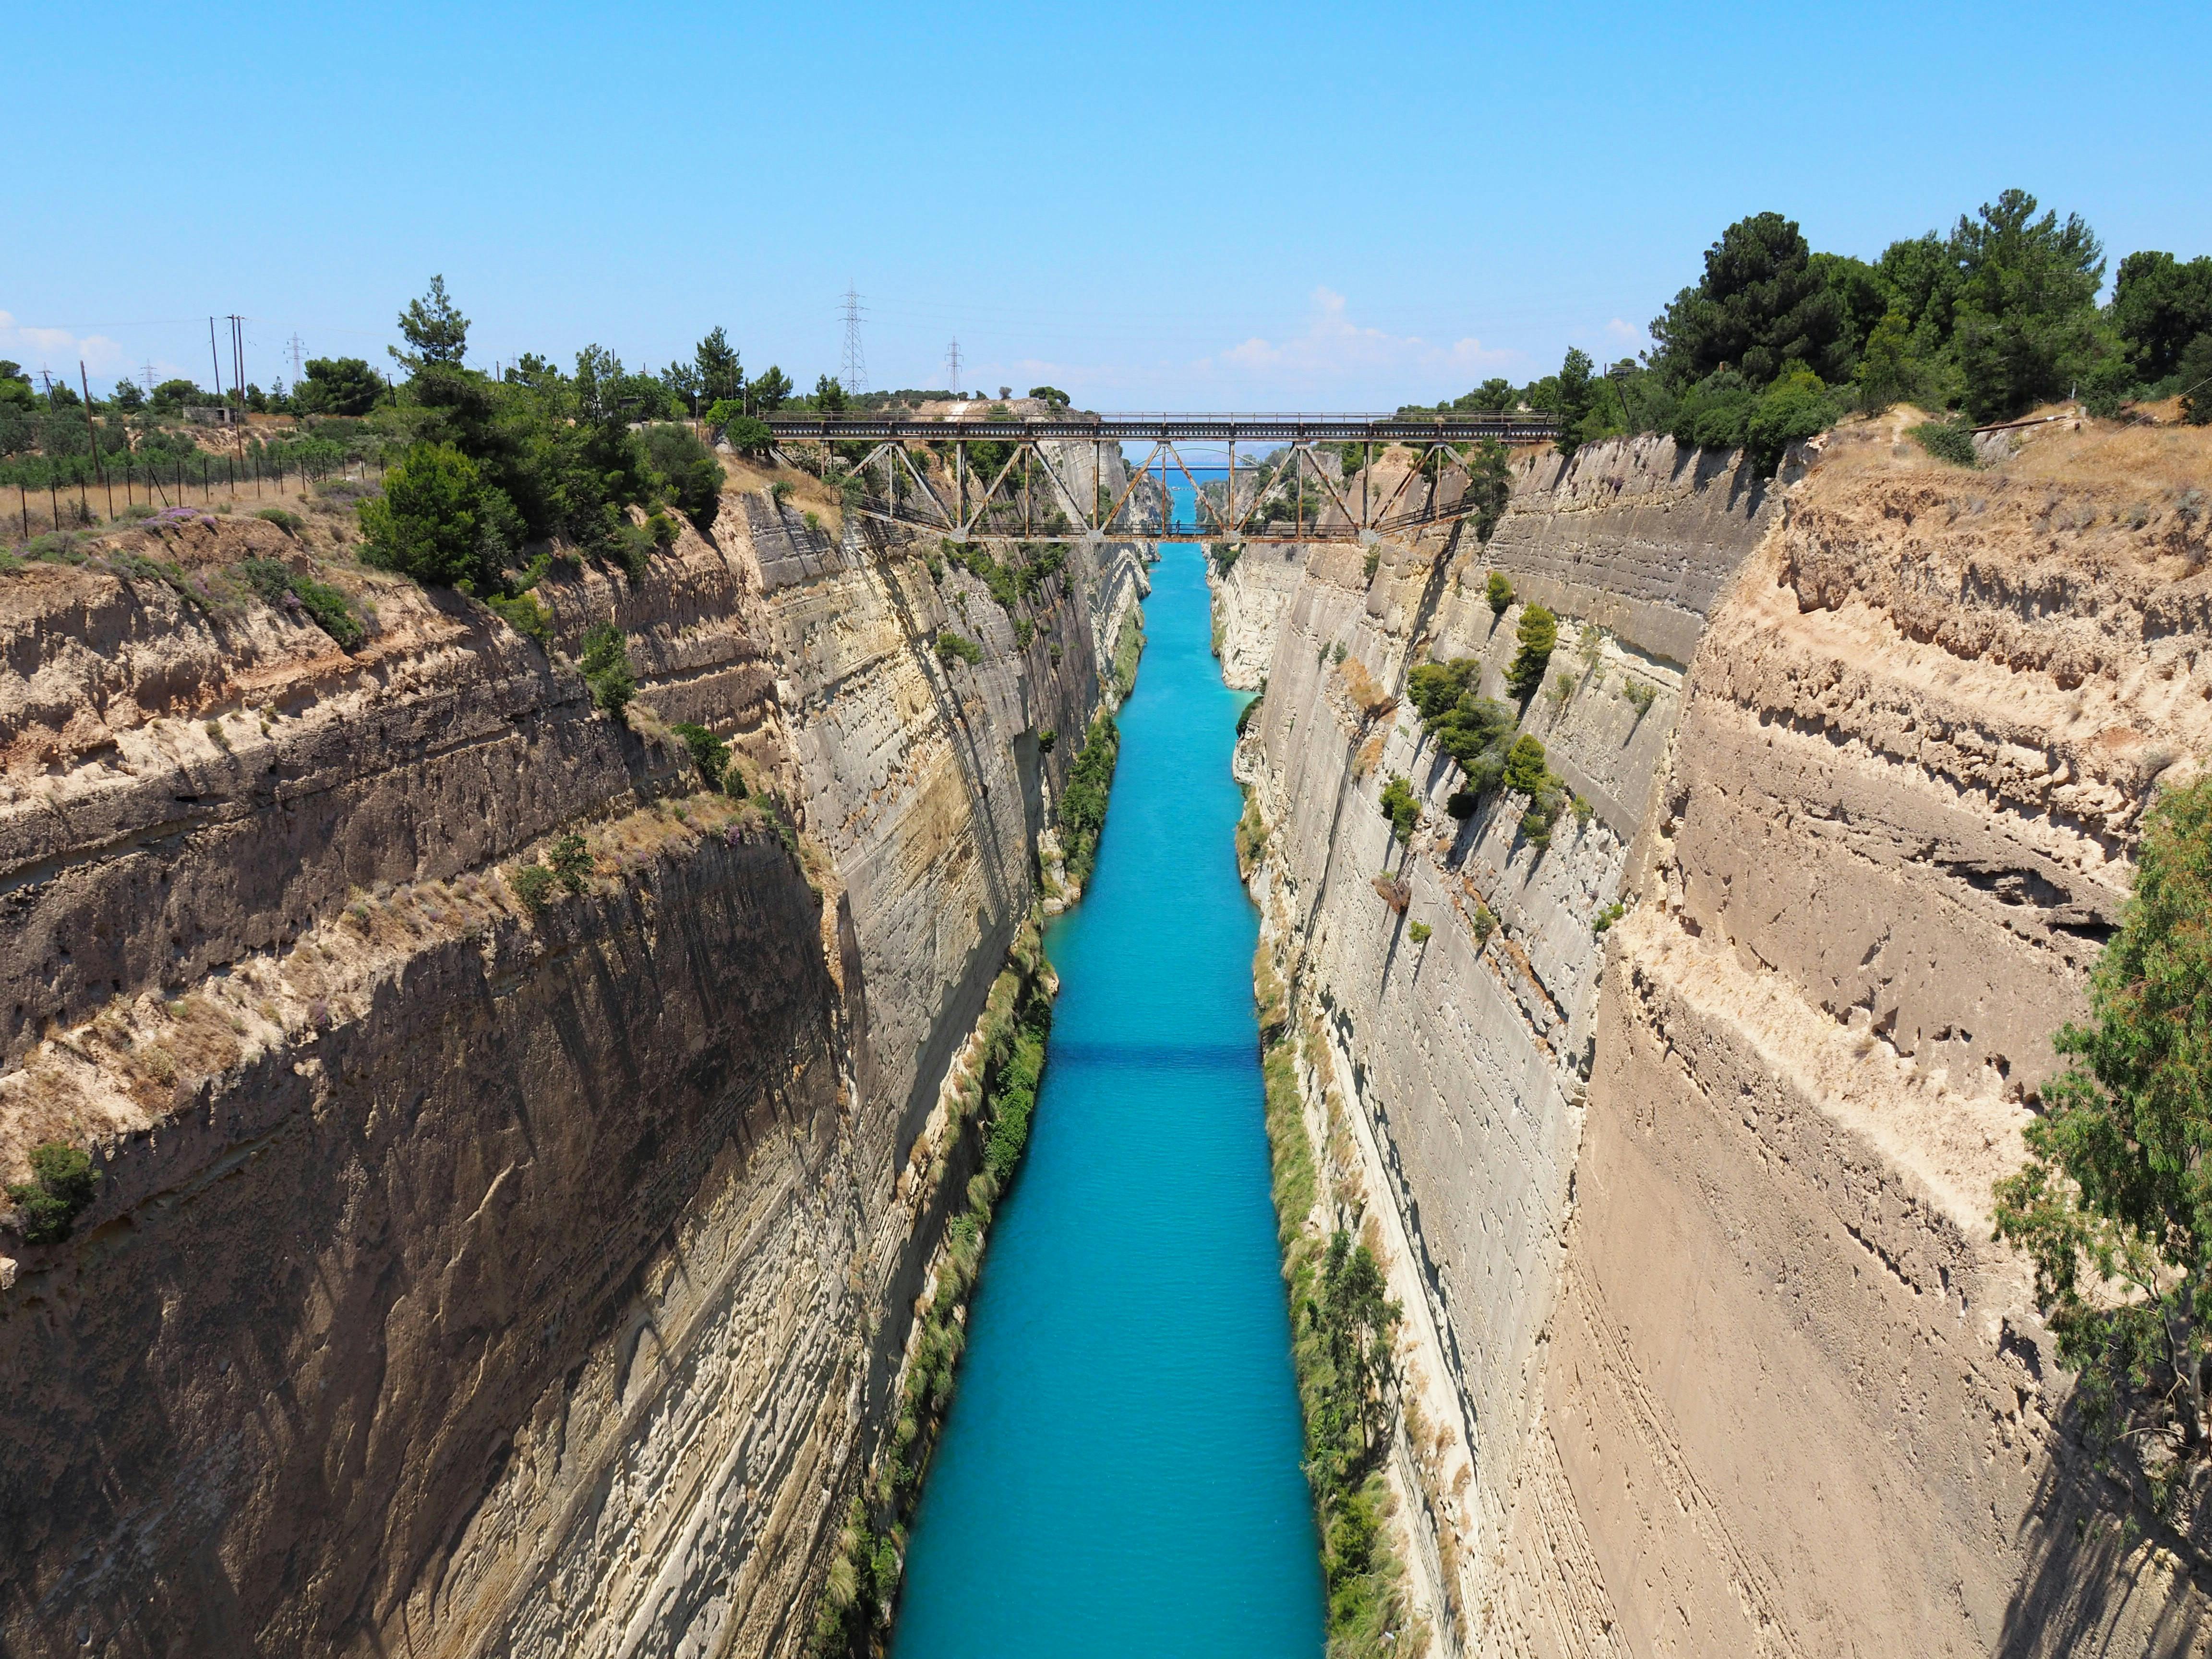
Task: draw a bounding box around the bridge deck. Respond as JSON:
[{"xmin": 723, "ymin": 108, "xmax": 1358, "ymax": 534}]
[{"xmin": 764, "ymin": 411, "xmax": 1558, "ymax": 443}]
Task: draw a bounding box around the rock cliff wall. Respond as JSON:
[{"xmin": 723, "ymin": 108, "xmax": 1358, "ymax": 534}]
[
  {"xmin": 1228, "ymin": 421, "xmax": 2212, "ymax": 1656},
  {"xmin": 0, "ymin": 460, "xmax": 1145, "ymax": 1658}
]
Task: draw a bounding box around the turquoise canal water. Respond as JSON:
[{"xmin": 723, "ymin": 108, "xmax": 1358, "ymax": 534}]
[{"xmin": 892, "ymin": 534, "xmax": 1324, "ymax": 1658}]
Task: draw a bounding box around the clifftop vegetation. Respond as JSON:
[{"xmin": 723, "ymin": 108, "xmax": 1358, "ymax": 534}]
[{"xmin": 1395, "ymin": 189, "xmax": 2212, "ymax": 474}]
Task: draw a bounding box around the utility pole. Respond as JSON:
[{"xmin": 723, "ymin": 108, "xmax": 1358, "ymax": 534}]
[
  {"xmin": 142, "ymin": 361, "xmax": 156, "ymax": 393},
  {"xmin": 839, "ymin": 283, "xmax": 868, "ymax": 396},
  {"xmin": 208, "ymin": 318, "xmax": 228, "ymax": 424},
  {"xmin": 944, "ymin": 338, "xmax": 962, "ymax": 397},
  {"xmin": 289, "ymin": 333, "xmax": 305, "ymax": 382},
  {"xmin": 228, "ymin": 315, "xmax": 249, "ymax": 475}
]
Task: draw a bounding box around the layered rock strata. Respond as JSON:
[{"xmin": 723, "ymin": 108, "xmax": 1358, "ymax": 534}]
[
  {"xmin": 0, "ymin": 468, "xmax": 1145, "ymax": 1658},
  {"xmin": 1228, "ymin": 422, "xmax": 2212, "ymax": 1656}
]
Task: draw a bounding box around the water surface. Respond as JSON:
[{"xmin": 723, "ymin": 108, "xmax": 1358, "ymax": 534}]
[{"xmin": 893, "ymin": 534, "xmax": 1323, "ymax": 1658}]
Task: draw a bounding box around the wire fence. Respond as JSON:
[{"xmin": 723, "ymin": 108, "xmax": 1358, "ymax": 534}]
[{"xmin": 4, "ymin": 444, "xmax": 385, "ymax": 541}]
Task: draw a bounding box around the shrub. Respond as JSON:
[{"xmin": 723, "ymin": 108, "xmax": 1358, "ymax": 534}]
[
  {"xmin": 1503, "ymin": 734, "xmax": 1550, "ymax": 795},
  {"xmin": 253, "ymin": 505, "xmax": 303, "ymax": 534},
  {"xmin": 547, "ymin": 831, "xmax": 592, "ymax": 894},
  {"xmin": 1038, "ymin": 728, "xmax": 1056, "ymax": 754},
  {"xmin": 1594, "ymin": 901, "xmax": 1626, "ymax": 934},
  {"xmin": 1505, "ymin": 604, "xmax": 1558, "ymax": 697},
  {"xmin": 1744, "ymin": 367, "xmax": 1838, "ymax": 473},
  {"xmin": 510, "ymin": 861, "xmax": 556, "ymax": 914},
  {"xmin": 1994, "ymin": 775, "xmax": 2212, "ymax": 1515},
  {"xmin": 1058, "ymin": 715, "xmax": 1120, "ymax": 885},
  {"xmin": 934, "ymin": 630, "xmax": 982, "ymax": 666},
  {"xmin": 1484, "ymin": 571, "xmax": 1513, "ymax": 615},
  {"xmin": 485, "ymin": 591, "xmax": 552, "ymax": 649},
  {"xmin": 8, "ymin": 1142, "xmax": 99, "ymax": 1244},
  {"xmin": 1909, "ymin": 420, "xmax": 1979, "ymax": 467},
  {"xmin": 1378, "ymin": 774, "xmax": 1419, "ymax": 842},
  {"xmin": 672, "ymin": 721, "xmax": 729, "ymax": 787},
  {"xmin": 1407, "ymin": 921, "xmax": 1432, "ymax": 944},
  {"xmin": 359, "ymin": 440, "xmax": 517, "ymax": 590},
  {"xmin": 578, "ymin": 621, "xmax": 636, "ymax": 714},
  {"xmin": 1467, "ymin": 440, "xmax": 1512, "ymax": 543},
  {"xmin": 239, "ymin": 555, "xmax": 366, "ymax": 652}
]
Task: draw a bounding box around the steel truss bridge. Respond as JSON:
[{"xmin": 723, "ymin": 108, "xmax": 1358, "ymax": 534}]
[{"xmin": 763, "ymin": 411, "xmax": 1561, "ymax": 544}]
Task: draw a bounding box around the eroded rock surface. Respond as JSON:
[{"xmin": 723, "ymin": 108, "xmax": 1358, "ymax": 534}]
[
  {"xmin": 1229, "ymin": 420, "xmax": 2212, "ymax": 1656},
  {"xmin": 0, "ymin": 473, "xmax": 1146, "ymax": 1658}
]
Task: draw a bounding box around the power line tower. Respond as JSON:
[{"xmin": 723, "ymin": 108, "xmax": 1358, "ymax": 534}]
[
  {"xmin": 288, "ymin": 333, "xmax": 306, "ymax": 381},
  {"xmin": 839, "ymin": 284, "xmax": 868, "ymax": 396},
  {"xmin": 944, "ymin": 338, "xmax": 962, "ymax": 395},
  {"xmin": 141, "ymin": 361, "xmax": 156, "ymax": 392}
]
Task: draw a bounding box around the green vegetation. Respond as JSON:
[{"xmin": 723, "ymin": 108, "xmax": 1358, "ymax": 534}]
[
  {"xmin": 1110, "ymin": 608, "xmax": 1144, "ymax": 700},
  {"xmin": 1502, "ymin": 734, "xmax": 1570, "ymax": 846},
  {"xmin": 812, "ymin": 932, "xmax": 1058, "ymax": 1657},
  {"xmin": 671, "ymin": 721, "xmax": 730, "ymax": 789},
  {"xmin": 8, "ymin": 1142, "xmax": 99, "ymax": 1244},
  {"xmin": 252, "ymin": 506, "xmax": 302, "ymax": 534},
  {"xmin": 1504, "ymin": 603, "xmax": 1557, "ymax": 697},
  {"xmin": 1465, "ymin": 440, "xmax": 1512, "ymax": 542},
  {"xmin": 1909, "ymin": 419, "xmax": 1980, "ymax": 468},
  {"xmin": 1484, "ymin": 570, "xmax": 1513, "ymax": 616},
  {"xmin": 238, "ymin": 556, "xmax": 366, "ymax": 651},
  {"xmin": 1378, "ymin": 774, "xmax": 1419, "ymax": 842},
  {"xmin": 1594, "ymin": 901, "xmax": 1625, "ymax": 935},
  {"xmin": 1388, "ymin": 190, "xmax": 2212, "ymax": 484},
  {"xmin": 484, "ymin": 590, "xmax": 553, "ymax": 648},
  {"xmin": 934, "ymin": 629, "xmax": 982, "ymax": 666},
  {"xmin": 359, "ymin": 440, "xmax": 516, "ymax": 589},
  {"xmin": 578, "ymin": 621, "xmax": 636, "ymax": 715},
  {"xmin": 1407, "ymin": 656, "xmax": 1516, "ymax": 809},
  {"xmin": 548, "ymin": 831, "xmax": 592, "ymax": 893},
  {"xmin": 1057, "ymin": 714, "xmax": 1121, "ymax": 886},
  {"xmin": 1995, "ymin": 776, "xmax": 2212, "ymax": 1518},
  {"xmin": 1407, "ymin": 921, "xmax": 1432, "ymax": 945}
]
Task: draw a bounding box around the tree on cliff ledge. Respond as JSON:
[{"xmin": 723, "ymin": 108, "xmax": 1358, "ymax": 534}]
[{"xmin": 1996, "ymin": 774, "xmax": 2212, "ymax": 1518}]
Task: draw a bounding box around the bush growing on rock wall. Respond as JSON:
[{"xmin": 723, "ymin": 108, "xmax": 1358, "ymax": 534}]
[
  {"xmin": 548, "ymin": 832, "xmax": 592, "ymax": 895},
  {"xmin": 359, "ymin": 440, "xmax": 516, "ymax": 590},
  {"xmin": 671, "ymin": 721, "xmax": 729, "ymax": 788},
  {"xmin": 578, "ymin": 621, "xmax": 636, "ymax": 715},
  {"xmin": 1909, "ymin": 419, "xmax": 1980, "ymax": 467},
  {"xmin": 1505, "ymin": 603, "xmax": 1558, "ymax": 697},
  {"xmin": 1408, "ymin": 657, "xmax": 1515, "ymax": 805},
  {"xmin": 1378, "ymin": 774, "xmax": 1419, "ymax": 842},
  {"xmin": 7, "ymin": 1142, "xmax": 99, "ymax": 1244},
  {"xmin": 933, "ymin": 629, "xmax": 982, "ymax": 667},
  {"xmin": 1466, "ymin": 441, "xmax": 1512, "ymax": 543},
  {"xmin": 1484, "ymin": 570, "xmax": 1513, "ymax": 616},
  {"xmin": 1995, "ymin": 774, "xmax": 2212, "ymax": 1518}
]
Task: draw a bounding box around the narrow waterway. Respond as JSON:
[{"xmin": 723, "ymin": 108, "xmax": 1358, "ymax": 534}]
[{"xmin": 893, "ymin": 534, "xmax": 1324, "ymax": 1658}]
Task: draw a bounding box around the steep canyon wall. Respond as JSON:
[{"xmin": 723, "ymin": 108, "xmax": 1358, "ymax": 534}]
[
  {"xmin": 1226, "ymin": 422, "xmax": 2212, "ymax": 1656},
  {"xmin": 0, "ymin": 460, "xmax": 1144, "ymax": 1658}
]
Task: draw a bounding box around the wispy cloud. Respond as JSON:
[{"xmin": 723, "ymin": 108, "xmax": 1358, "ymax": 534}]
[
  {"xmin": 0, "ymin": 309, "xmax": 138, "ymax": 385},
  {"xmin": 1191, "ymin": 288, "xmax": 1524, "ymax": 405}
]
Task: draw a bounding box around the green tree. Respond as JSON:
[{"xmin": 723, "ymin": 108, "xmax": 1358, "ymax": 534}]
[
  {"xmin": 1995, "ymin": 776, "xmax": 2212, "ymax": 1514},
  {"xmin": 1027, "ymin": 385, "xmax": 1070, "ymax": 405},
  {"xmin": 1465, "ymin": 440, "xmax": 1512, "ymax": 542},
  {"xmin": 358, "ymin": 441, "xmax": 516, "ymax": 589},
  {"xmin": 642, "ymin": 421, "xmax": 723, "ymax": 530},
  {"xmin": 1653, "ymin": 212, "xmax": 1846, "ymax": 386},
  {"xmin": 392, "ymin": 274, "xmax": 470, "ymax": 372},
  {"xmin": 2180, "ymin": 333, "xmax": 2212, "ymax": 425},
  {"xmin": 1811, "ymin": 250, "xmax": 1891, "ymax": 376},
  {"xmin": 7, "ymin": 1142, "xmax": 99, "ymax": 1245},
  {"xmin": 297, "ymin": 356, "xmax": 383, "ymax": 416},
  {"xmin": 1670, "ymin": 369, "xmax": 1758, "ymax": 452},
  {"xmin": 750, "ymin": 365, "xmax": 793, "ymax": 413},
  {"xmin": 1553, "ymin": 348, "xmax": 1596, "ymax": 458},
  {"xmin": 1505, "ymin": 603, "xmax": 1558, "ymax": 696},
  {"xmin": 2109, "ymin": 252, "xmax": 2212, "ymax": 385},
  {"xmin": 813, "ymin": 374, "xmax": 848, "ymax": 413},
  {"xmin": 1484, "ymin": 570, "xmax": 1514, "ymax": 616},
  {"xmin": 696, "ymin": 326, "xmax": 744, "ymax": 404},
  {"xmin": 1854, "ymin": 310, "xmax": 1931, "ymax": 409},
  {"xmin": 110, "ymin": 378, "xmax": 145, "ymax": 412},
  {"xmin": 1949, "ymin": 189, "xmax": 2113, "ymax": 420}
]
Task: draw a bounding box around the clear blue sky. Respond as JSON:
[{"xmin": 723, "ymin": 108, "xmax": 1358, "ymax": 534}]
[{"xmin": 10, "ymin": 1, "xmax": 2207, "ymax": 409}]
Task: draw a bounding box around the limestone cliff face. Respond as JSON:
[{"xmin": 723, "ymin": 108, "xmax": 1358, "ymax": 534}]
[
  {"xmin": 0, "ymin": 468, "xmax": 1145, "ymax": 1658},
  {"xmin": 1228, "ymin": 421, "xmax": 2212, "ymax": 1656}
]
